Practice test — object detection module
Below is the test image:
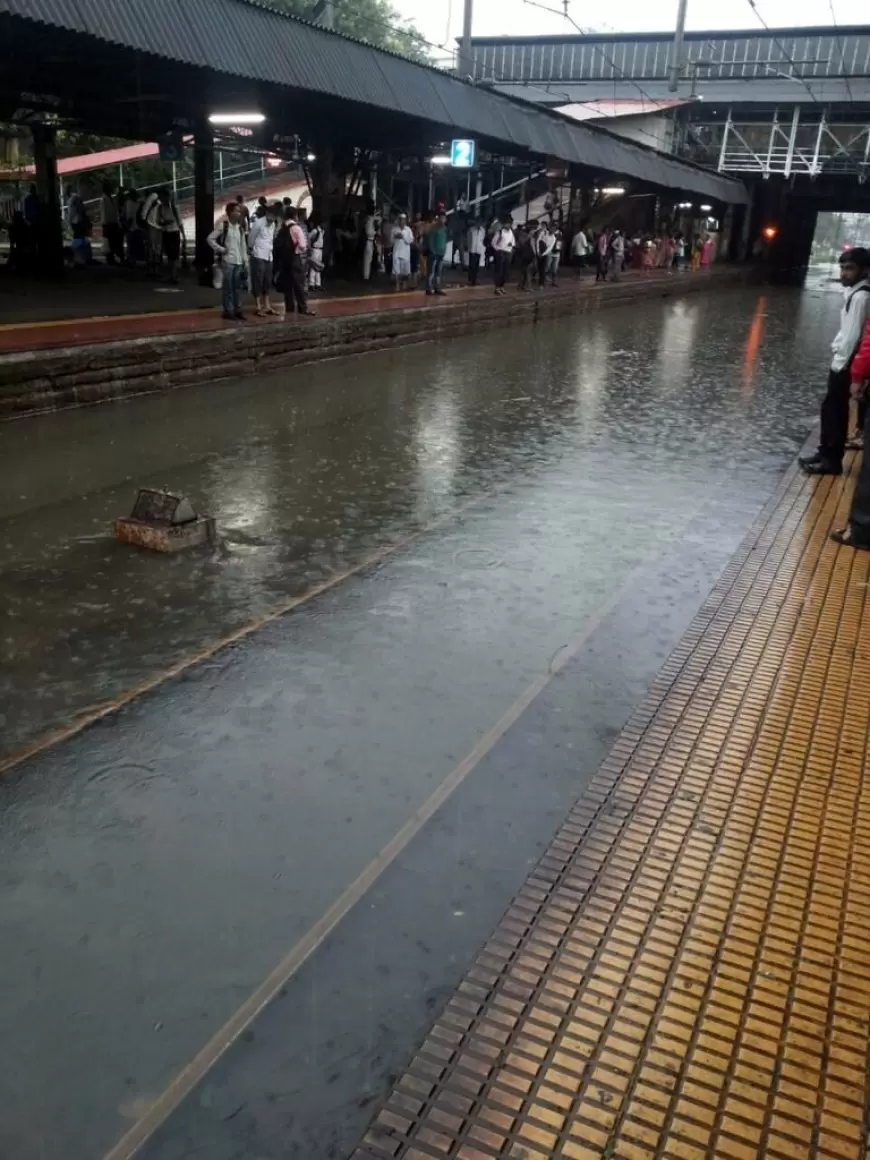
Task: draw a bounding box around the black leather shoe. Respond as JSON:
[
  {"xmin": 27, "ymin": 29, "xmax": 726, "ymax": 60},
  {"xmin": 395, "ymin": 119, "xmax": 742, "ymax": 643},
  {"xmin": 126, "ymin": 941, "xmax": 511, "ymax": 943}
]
[
  {"xmin": 798, "ymin": 453, "xmax": 822, "ymax": 467},
  {"xmin": 801, "ymin": 459, "xmax": 842, "ymax": 476}
]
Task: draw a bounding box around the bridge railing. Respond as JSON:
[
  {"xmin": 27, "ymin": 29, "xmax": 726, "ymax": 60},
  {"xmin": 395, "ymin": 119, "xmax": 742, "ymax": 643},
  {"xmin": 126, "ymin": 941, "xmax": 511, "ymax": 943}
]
[{"xmin": 681, "ymin": 107, "xmax": 870, "ymax": 180}]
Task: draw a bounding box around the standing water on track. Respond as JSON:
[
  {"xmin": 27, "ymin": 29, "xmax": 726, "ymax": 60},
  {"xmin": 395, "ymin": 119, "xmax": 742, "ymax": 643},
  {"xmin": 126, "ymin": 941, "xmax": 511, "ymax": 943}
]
[
  {"xmin": 0, "ymin": 278, "xmax": 847, "ymax": 1160},
  {"xmin": 0, "ymin": 282, "xmax": 837, "ymax": 758}
]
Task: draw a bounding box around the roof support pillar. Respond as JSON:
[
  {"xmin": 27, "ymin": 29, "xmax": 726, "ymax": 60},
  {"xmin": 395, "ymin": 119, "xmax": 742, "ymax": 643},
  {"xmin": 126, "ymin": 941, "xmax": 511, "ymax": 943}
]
[
  {"xmin": 765, "ymin": 108, "xmax": 779, "ymax": 179},
  {"xmin": 717, "ymin": 110, "xmax": 732, "ymax": 173},
  {"xmin": 784, "ymin": 105, "xmax": 800, "ymax": 178},
  {"xmin": 193, "ymin": 125, "xmax": 215, "ymax": 287},
  {"xmin": 31, "ymin": 122, "xmax": 64, "ymax": 276},
  {"xmin": 811, "ymin": 111, "xmax": 827, "ymax": 178}
]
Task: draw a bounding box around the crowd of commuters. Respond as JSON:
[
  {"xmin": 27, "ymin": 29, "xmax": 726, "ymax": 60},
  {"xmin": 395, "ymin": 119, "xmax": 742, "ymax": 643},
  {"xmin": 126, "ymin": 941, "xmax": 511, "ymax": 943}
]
[
  {"xmin": 201, "ymin": 198, "xmax": 720, "ymax": 315},
  {"xmin": 6, "ymin": 178, "xmax": 718, "ymax": 318},
  {"xmin": 181, "ymin": 190, "xmax": 721, "ymax": 326},
  {"xmin": 578, "ymin": 227, "xmax": 716, "ymax": 281},
  {"xmin": 359, "ymin": 211, "xmax": 715, "ymax": 298},
  {"xmin": 7, "ymin": 179, "xmax": 187, "ymax": 277},
  {"xmin": 208, "ymin": 195, "xmax": 322, "ymax": 320},
  {"xmin": 12, "ymin": 180, "xmax": 325, "ymax": 319}
]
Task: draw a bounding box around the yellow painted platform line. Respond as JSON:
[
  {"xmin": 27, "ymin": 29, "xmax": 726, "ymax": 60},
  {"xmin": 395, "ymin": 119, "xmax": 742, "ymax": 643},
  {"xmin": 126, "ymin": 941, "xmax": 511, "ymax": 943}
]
[
  {"xmin": 355, "ymin": 457, "xmax": 870, "ymax": 1160},
  {"xmin": 0, "ymin": 307, "xmax": 211, "ymax": 332}
]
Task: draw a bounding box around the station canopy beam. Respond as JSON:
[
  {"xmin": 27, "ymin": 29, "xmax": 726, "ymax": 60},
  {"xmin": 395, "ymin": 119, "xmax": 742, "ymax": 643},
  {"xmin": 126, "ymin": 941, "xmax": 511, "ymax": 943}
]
[{"xmin": 0, "ymin": 0, "xmax": 747, "ymax": 205}]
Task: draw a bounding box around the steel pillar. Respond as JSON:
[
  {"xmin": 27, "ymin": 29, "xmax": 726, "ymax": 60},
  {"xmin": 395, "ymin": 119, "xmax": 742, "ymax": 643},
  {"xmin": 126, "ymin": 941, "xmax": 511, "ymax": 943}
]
[
  {"xmin": 194, "ymin": 126, "xmax": 215, "ymax": 286},
  {"xmin": 783, "ymin": 106, "xmax": 800, "ymax": 178},
  {"xmin": 31, "ymin": 122, "xmax": 64, "ymax": 276},
  {"xmin": 717, "ymin": 109, "xmax": 732, "ymax": 173}
]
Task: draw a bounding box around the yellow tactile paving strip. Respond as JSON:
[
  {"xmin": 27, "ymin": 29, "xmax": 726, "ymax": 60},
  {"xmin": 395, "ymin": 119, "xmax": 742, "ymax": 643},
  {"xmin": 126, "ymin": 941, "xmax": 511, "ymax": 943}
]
[{"xmin": 354, "ymin": 455, "xmax": 870, "ymax": 1160}]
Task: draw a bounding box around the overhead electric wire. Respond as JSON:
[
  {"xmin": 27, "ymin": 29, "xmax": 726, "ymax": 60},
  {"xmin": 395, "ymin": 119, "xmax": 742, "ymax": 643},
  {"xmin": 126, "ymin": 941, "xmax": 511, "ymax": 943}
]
[
  {"xmin": 826, "ymin": 0, "xmax": 855, "ymax": 102},
  {"xmin": 523, "ymin": 0, "xmax": 662, "ymax": 106},
  {"xmin": 744, "ymin": 0, "xmax": 820, "ymax": 102},
  {"xmin": 516, "ymin": 0, "xmax": 674, "ymax": 150}
]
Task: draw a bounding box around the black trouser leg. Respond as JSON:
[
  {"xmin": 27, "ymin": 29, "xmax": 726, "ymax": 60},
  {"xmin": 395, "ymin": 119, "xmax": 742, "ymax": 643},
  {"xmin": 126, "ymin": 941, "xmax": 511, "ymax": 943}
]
[
  {"xmin": 819, "ymin": 367, "xmax": 852, "ymax": 466},
  {"xmin": 106, "ymin": 223, "xmax": 123, "ymax": 262},
  {"xmin": 290, "ymin": 257, "xmax": 308, "ymax": 312},
  {"xmin": 469, "ymin": 253, "xmax": 480, "ymax": 286},
  {"xmin": 848, "ymin": 403, "xmax": 870, "ymax": 544},
  {"xmin": 857, "ymin": 397, "xmax": 867, "ymax": 434}
]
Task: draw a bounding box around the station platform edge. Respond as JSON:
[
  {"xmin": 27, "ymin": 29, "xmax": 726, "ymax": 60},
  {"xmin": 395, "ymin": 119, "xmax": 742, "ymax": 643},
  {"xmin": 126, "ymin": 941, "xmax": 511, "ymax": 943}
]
[
  {"xmin": 353, "ymin": 454, "xmax": 870, "ymax": 1160},
  {"xmin": 0, "ymin": 268, "xmax": 729, "ymax": 357}
]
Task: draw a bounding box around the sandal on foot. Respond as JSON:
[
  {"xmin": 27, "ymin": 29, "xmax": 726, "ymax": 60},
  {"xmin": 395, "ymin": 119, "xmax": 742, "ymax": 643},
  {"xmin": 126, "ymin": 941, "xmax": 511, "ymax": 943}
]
[{"xmin": 830, "ymin": 527, "xmax": 870, "ymax": 550}]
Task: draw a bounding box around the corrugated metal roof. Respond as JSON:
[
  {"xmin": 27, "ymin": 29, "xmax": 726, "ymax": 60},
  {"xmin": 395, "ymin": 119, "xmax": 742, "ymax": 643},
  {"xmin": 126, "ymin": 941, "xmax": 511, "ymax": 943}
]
[{"xmin": 0, "ymin": 0, "xmax": 749, "ymax": 203}]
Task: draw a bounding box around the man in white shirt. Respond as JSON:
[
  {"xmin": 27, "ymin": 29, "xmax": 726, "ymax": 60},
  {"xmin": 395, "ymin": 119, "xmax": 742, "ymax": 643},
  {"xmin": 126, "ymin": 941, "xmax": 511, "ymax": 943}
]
[
  {"xmin": 391, "ymin": 213, "xmax": 414, "ymax": 291},
  {"xmin": 208, "ymin": 202, "xmax": 251, "ymax": 321},
  {"xmin": 247, "ymin": 202, "xmax": 278, "ymax": 316},
  {"xmin": 491, "ymin": 217, "xmax": 515, "ymax": 297},
  {"xmin": 800, "ymin": 247, "xmax": 870, "ymax": 476},
  {"xmin": 570, "ymin": 229, "xmax": 588, "ymax": 267},
  {"xmin": 467, "ymin": 219, "xmax": 486, "ymax": 287},
  {"xmin": 536, "ymin": 224, "xmax": 555, "ymax": 288}
]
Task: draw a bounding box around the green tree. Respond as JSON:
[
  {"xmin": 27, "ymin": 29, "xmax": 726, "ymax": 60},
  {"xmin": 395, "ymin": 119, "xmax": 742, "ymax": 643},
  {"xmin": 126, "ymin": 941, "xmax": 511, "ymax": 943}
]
[{"xmin": 265, "ymin": 0, "xmax": 432, "ymax": 63}]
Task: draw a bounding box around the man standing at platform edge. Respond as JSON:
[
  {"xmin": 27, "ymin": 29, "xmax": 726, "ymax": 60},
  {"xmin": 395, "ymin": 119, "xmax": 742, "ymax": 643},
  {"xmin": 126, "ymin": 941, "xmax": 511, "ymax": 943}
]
[
  {"xmin": 425, "ymin": 212, "xmax": 448, "ymax": 296},
  {"xmin": 208, "ymin": 201, "xmax": 250, "ymax": 321},
  {"xmin": 800, "ymin": 247, "xmax": 870, "ymax": 477}
]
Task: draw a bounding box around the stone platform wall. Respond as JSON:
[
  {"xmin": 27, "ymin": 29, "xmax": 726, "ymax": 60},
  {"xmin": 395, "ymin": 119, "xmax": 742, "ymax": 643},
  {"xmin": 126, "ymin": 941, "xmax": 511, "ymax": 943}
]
[{"xmin": 0, "ymin": 270, "xmax": 751, "ymax": 420}]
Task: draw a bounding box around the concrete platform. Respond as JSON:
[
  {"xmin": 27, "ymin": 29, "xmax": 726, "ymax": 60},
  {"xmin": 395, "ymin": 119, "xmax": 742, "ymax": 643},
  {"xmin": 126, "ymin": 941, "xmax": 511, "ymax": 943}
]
[{"xmin": 354, "ymin": 457, "xmax": 870, "ymax": 1160}]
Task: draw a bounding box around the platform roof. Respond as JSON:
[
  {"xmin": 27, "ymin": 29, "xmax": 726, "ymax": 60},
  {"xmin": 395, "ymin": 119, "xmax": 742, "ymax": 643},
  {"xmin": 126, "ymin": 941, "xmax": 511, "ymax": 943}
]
[{"xmin": 0, "ymin": 0, "xmax": 747, "ymax": 204}]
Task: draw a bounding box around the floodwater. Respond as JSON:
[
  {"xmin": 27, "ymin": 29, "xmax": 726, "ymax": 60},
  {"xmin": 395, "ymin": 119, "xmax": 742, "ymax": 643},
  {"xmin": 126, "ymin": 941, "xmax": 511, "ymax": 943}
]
[
  {"xmin": 0, "ymin": 281, "xmax": 835, "ymax": 759},
  {"xmin": 0, "ymin": 278, "xmax": 843, "ymax": 1160}
]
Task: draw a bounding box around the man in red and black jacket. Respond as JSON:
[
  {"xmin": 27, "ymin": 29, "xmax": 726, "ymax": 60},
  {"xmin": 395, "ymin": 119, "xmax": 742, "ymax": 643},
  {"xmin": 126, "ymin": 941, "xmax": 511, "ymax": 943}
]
[{"xmin": 831, "ymin": 309, "xmax": 870, "ymax": 549}]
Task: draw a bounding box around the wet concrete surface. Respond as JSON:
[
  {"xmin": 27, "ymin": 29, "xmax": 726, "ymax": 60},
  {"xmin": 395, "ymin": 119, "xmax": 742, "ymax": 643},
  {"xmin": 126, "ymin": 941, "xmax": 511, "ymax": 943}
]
[{"xmin": 0, "ymin": 278, "xmax": 841, "ymax": 1158}]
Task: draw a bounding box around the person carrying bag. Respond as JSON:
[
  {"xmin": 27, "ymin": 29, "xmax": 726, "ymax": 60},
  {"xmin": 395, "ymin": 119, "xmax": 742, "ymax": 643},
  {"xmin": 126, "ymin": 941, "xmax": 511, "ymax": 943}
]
[{"xmin": 274, "ymin": 207, "xmax": 316, "ymax": 318}]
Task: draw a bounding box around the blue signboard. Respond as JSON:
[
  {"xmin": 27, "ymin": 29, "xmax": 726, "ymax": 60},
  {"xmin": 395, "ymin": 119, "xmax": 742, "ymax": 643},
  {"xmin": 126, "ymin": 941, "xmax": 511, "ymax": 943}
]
[{"xmin": 450, "ymin": 139, "xmax": 476, "ymax": 168}]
